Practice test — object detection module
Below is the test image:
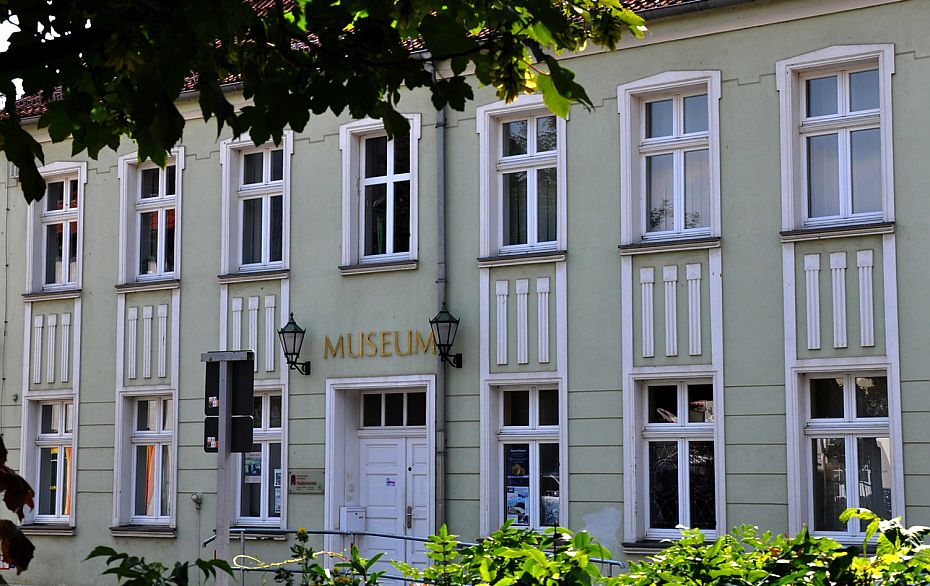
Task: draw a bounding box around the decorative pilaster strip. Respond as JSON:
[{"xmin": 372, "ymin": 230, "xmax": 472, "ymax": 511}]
[
  {"xmin": 640, "ymin": 267, "xmax": 655, "ymax": 358},
  {"xmin": 804, "ymin": 254, "xmax": 821, "ymax": 350},
  {"xmin": 231, "ymin": 297, "xmax": 243, "ymax": 351},
  {"xmin": 248, "ymin": 296, "xmax": 259, "ymax": 371},
  {"xmin": 536, "ymin": 278, "xmax": 550, "ymax": 364},
  {"xmin": 663, "ymin": 265, "xmax": 678, "ymax": 357},
  {"xmin": 686, "ymin": 264, "xmax": 702, "ymax": 356},
  {"xmin": 516, "ymin": 279, "xmax": 529, "ymax": 364},
  {"xmin": 45, "ymin": 314, "xmax": 57, "ymax": 383},
  {"xmin": 496, "ymin": 280, "xmax": 509, "ymax": 365},
  {"xmin": 32, "ymin": 315, "xmax": 43, "ymax": 384},
  {"xmin": 857, "ymin": 250, "xmax": 875, "ymax": 347},
  {"xmin": 157, "ymin": 304, "xmax": 168, "ymax": 378},
  {"xmin": 264, "ymin": 295, "xmax": 277, "ymax": 372},
  {"xmin": 60, "ymin": 313, "xmax": 71, "ymax": 383},
  {"xmin": 142, "ymin": 306, "xmax": 153, "ymax": 379},
  {"xmin": 830, "ymin": 252, "xmax": 848, "ymax": 349},
  {"xmin": 127, "ymin": 307, "xmax": 138, "ymax": 380}
]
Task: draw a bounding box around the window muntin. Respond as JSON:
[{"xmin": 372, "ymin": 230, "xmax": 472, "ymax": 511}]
[
  {"xmin": 238, "ymin": 147, "xmax": 284, "ymax": 269},
  {"xmin": 41, "ymin": 177, "xmax": 80, "ymax": 287},
  {"xmin": 498, "ymin": 387, "xmax": 560, "ymax": 528},
  {"xmin": 641, "ymin": 381, "xmax": 716, "ymax": 535},
  {"xmin": 361, "ymin": 134, "xmax": 412, "ymax": 260},
  {"xmin": 130, "ymin": 397, "xmax": 173, "ymax": 523},
  {"xmin": 35, "ymin": 400, "xmax": 74, "ymax": 522},
  {"xmin": 238, "ymin": 392, "xmax": 283, "ymax": 524},
  {"xmin": 804, "ymin": 373, "xmax": 892, "ymax": 536},
  {"xmin": 360, "ymin": 391, "xmax": 426, "ymax": 428},
  {"xmin": 135, "ymin": 163, "xmax": 178, "ymax": 279}
]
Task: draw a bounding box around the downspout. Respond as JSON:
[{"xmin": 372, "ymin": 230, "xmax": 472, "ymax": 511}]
[{"xmin": 433, "ymin": 76, "xmax": 448, "ymax": 531}]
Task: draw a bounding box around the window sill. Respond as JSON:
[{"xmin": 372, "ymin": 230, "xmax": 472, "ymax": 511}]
[
  {"xmin": 217, "ymin": 268, "xmax": 290, "ymax": 283},
  {"xmin": 619, "ymin": 237, "xmax": 721, "ymax": 256},
  {"xmin": 115, "ymin": 279, "xmax": 180, "ymax": 293},
  {"xmin": 339, "ymin": 259, "xmax": 418, "ymax": 276},
  {"xmin": 21, "ymin": 524, "xmax": 74, "ymax": 536},
  {"xmin": 231, "ymin": 527, "xmax": 289, "ymax": 541},
  {"xmin": 780, "ymin": 221, "xmax": 894, "ymax": 243},
  {"xmin": 477, "ymin": 250, "xmax": 566, "ymax": 268},
  {"xmin": 22, "ymin": 289, "xmax": 82, "ymax": 302},
  {"xmin": 621, "ymin": 540, "xmax": 672, "ymax": 555},
  {"xmin": 109, "ymin": 525, "xmax": 176, "ymax": 538}
]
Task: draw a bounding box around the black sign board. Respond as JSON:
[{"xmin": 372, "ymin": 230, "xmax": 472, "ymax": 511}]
[{"xmin": 203, "ymin": 357, "xmax": 255, "ymax": 453}]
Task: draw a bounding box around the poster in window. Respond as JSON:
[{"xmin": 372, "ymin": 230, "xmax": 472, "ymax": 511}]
[
  {"xmin": 274, "ymin": 468, "xmax": 282, "ymax": 488},
  {"xmin": 274, "ymin": 487, "xmax": 281, "ymax": 514},
  {"xmin": 504, "ymin": 444, "xmax": 530, "ymax": 525},
  {"xmin": 244, "ymin": 452, "xmax": 262, "ymax": 484}
]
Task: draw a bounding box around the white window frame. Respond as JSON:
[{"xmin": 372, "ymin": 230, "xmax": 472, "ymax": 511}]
[
  {"xmin": 127, "ymin": 395, "xmax": 175, "ymax": 526},
  {"xmin": 117, "ymin": 149, "xmax": 184, "ymax": 284},
  {"xmin": 25, "ymin": 162, "xmax": 87, "ymax": 293},
  {"xmin": 219, "ymin": 132, "xmax": 292, "ymax": 275},
  {"xmin": 776, "ymin": 45, "xmax": 894, "ymax": 231},
  {"xmin": 339, "ymin": 116, "xmax": 420, "ymax": 268},
  {"xmin": 358, "ymin": 389, "xmax": 428, "ymax": 428},
  {"xmin": 477, "ymin": 95, "xmax": 567, "ymax": 258},
  {"xmin": 27, "ymin": 398, "xmax": 76, "ymax": 525},
  {"xmin": 236, "ymin": 390, "xmax": 284, "ymax": 527},
  {"xmin": 618, "ymin": 71, "xmax": 721, "ymax": 245}
]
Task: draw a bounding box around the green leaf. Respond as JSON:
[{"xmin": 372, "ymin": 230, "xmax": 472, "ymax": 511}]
[{"xmin": 536, "ymin": 74, "xmax": 570, "ymax": 118}]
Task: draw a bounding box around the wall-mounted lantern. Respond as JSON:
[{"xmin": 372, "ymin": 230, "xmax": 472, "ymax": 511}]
[
  {"xmin": 429, "ymin": 304, "xmax": 462, "ymax": 368},
  {"xmin": 277, "ymin": 313, "xmax": 311, "ymax": 375}
]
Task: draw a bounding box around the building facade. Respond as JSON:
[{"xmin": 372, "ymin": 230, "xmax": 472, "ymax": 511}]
[{"xmin": 0, "ymin": 0, "xmax": 928, "ymax": 583}]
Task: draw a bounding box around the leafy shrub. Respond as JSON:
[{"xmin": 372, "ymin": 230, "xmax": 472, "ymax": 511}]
[
  {"xmin": 273, "ymin": 527, "xmax": 385, "ymax": 586},
  {"xmin": 86, "ymin": 546, "xmax": 232, "ymax": 586}
]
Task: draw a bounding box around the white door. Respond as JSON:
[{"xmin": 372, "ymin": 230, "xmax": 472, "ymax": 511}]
[{"xmin": 358, "ymin": 435, "xmax": 430, "ymax": 576}]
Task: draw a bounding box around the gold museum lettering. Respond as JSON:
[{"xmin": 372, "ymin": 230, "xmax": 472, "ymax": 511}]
[{"xmin": 323, "ymin": 330, "xmax": 437, "ymax": 359}]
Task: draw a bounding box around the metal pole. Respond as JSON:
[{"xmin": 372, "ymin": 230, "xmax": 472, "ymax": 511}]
[{"xmin": 215, "ymin": 360, "xmax": 231, "ymax": 586}]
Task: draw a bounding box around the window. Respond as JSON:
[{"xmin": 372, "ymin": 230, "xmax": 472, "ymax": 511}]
[
  {"xmin": 498, "ymin": 387, "xmax": 560, "ymax": 528},
  {"xmin": 477, "ymin": 96, "xmax": 565, "ymax": 257},
  {"xmin": 26, "ymin": 162, "xmax": 87, "ymax": 292},
  {"xmin": 339, "ymin": 117, "xmax": 419, "ymax": 269},
  {"xmin": 129, "ymin": 397, "xmax": 173, "ymax": 524},
  {"xmin": 220, "ymin": 134, "xmax": 291, "ymax": 274},
  {"xmin": 618, "ymin": 72, "xmax": 720, "ymax": 244},
  {"xmin": 360, "ymin": 391, "xmax": 426, "ymax": 427},
  {"xmin": 803, "ymin": 373, "xmax": 893, "ymax": 537},
  {"xmin": 238, "ymin": 392, "xmax": 283, "ymax": 525},
  {"xmin": 776, "ymin": 45, "xmax": 894, "ymax": 230},
  {"xmin": 34, "ymin": 401, "xmax": 74, "ymax": 523},
  {"xmin": 118, "ymin": 150, "xmax": 183, "ymax": 283},
  {"xmin": 640, "ymin": 381, "xmax": 716, "ymax": 537}
]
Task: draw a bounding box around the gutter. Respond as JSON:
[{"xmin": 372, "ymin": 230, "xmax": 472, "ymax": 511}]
[{"xmin": 638, "ymin": 0, "xmax": 757, "ymax": 20}]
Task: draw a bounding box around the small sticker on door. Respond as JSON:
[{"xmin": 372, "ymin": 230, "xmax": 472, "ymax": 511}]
[{"xmin": 385, "ymin": 477, "xmax": 396, "ymax": 487}]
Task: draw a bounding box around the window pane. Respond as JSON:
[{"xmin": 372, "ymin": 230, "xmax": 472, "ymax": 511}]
[
  {"xmin": 69, "ymin": 180, "xmax": 78, "ymax": 209},
  {"xmin": 810, "ymin": 377, "xmax": 844, "ymax": 418},
  {"xmin": 365, "ymin": 137, "xmax": 388, "ymax": 178},
  {"xmin": 139, "ymin": 211, "xmax": 158, "ymax": 275},
  {"xmin": 165, "ymin": 165, "xmax": 176, "ymax": 196},
  {"xmin": 538, "ymin": 389, "xmax": 559, "ymax": 426},
  {"xmin": 647, "ymin": 385, "xmax": 678, "ymax": 423},
  {"xmin": 812, "ymin": 437, "xmax": 847, "ymax": 531},
  {"xmin": 364, "ymin": 184, "xmax": 387, "ymax": 256},
  {"xmin": 536, "ymin": 168, "xmax": 557, "ymax": 244},
  {"xmin": 269, "ymin": 395, "xmax": 282, "ymax": 428},
  {"xmin": 684, "ymin": 149, "xmax": 710, "ymax": 229},
  {"xmin": 807, "ymin": 75, "xmax": 838, "ymax": 117},
  {"xmin": 807, "ymin": 133, "xmax": 840, "ymax": 218},
  {"xmin": 849, "ymin": 69, "xmax": 879, "ymax": 112},
  {"xmin": 855, "ymin": 376, "xmax": 888, "ymax": 418},
  {"xmin": 646, "ymin": 99, "xmax": 673, "ymax": 138},
  {"xmin": 64, "ymin": 402, "xmax": 73, "ymax": 433},
  {"xmin": 243, "ymin": 152, "xmax": 263, "ymax": 185},
  {"xmin": 363, "ymin": 394, "xmax": 382, "ymax": 427},
  {"xmin": 45, "ymin": 224, "xmax": 63, "ymax": 284},
  {"xmin": 539, "ymin": 443, "xmax": 560, "ymax": 526},
  {"xmin": 687, "ymin": 383, "xmax": 714, "ymax": 423},
  {"xmin": 503, "ymin": 120, "xmax": 527, "ymax": 156},
  {"xmin": 241, "ymin": 198, "xmax": 263, "ymax": 264},
  {"xmin": 503, "ymin": 390, "xmax": 529, "ymax": 427},
  {"xmin": 160, "ymin": 447, "xmax": 171, "ymax": 517},
  {"xmin": 503, "ymin": 171, "xmax": 527, "ymax": 246},
  {"xmin": 270, "ymin": 195, "xmax": 283, "ymax": 262},
  {"xmin": 270, "ymin": 149, "xmax": 284, "ymax": 182},
  {"xmin": 393, "ymin": 134, "xmax": 410, "ymax": 174},
  {"xmin": 683, "ymin": 94, "xmax": 708, "ymax": 134},
  {"xmin": 46, "ymin": 181, "xmax": 64, "ymax": 211},
  {"xmin": 38, "ymin": 447, "xmax": 58, "ymax": 516},
  {"xmin": 140, "ymin": 168, "xmax": 159, "ymax": 199},
  {"xmin": 41, "ymin": 403, "xmax": 60, "ymax": 434},
  {"xmin": 689, "ymin": 441, "xmax": 716, "ymax": 530},
  {"xmin": 134, "ymin": 445, "xmax": 156, "ymax": 516},
  {"xmin": 240, "ymin": 445, "xmax": 262, "ymax": 517},
  {"xmin": 394, "ymin": 180, "xmax": 411, "ymax": 253},
  {"xmin": 384, "ymin": 393, "xmax": 404, "ymax": 426},
  {"xmin": 504, "ymin": 444, "xmax": 530, "ymax": 525},
  {"xmin": 851, "ymin": 128, "xmax": 881, "ymax": 215},
  {"xmin": 649, "ymin": 441, "xmax": 679, "ymax": 529},
  {"xmin": 252, "ymin": 396, "xmax": 263, "ymax": 428},
  {"xmin": 407, "ymin": 392, "xmax": 426, "ymax": 426},
  {"xmin": 136, "ymin": 399, "xmax": 156, "ymax": 431},
  {"xmin": 62, "ymin": 446, "xmax": 72, "ymax": 515},
  {"xmin": 857, "ymin": 437, "xmax": 892, "ymax": 523},
  {"xmin": 646, "ymin": 154, "xmax": 674, "ymax": 233},
  {"xmin": 162, "ymin": 398, "xmax": 173, "ymax": 431},
  {"xmin": 536, "ymin": 116, "xmax": 557, "ymax": 152},
  {"xmin": 164, "ymin": 209, "xmax": 176, "ymax": 272},
  {"xmin": 268, "ymin": 443, "xmax": 282, "ymax": 517},
  {"xmin": 68, "ymin": 222, "xmax": 78, "ymax": 281}
]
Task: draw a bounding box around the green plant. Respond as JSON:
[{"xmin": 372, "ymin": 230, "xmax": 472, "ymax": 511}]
[
  {"xmin": 273, "ymin": 528, "xmax": 385, "ymax": 586},
  {"xmin": 841, "ymin": 508, "xmax": 930, "ymax": 585},
  {"xmin": 86, "ymin": 545, "xmax": 233, "ymax": 586}
]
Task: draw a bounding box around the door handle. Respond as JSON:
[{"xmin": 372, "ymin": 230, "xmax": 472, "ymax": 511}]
[{"xmin": 405, "ymin": 505, "xmax": 413, "ymax": 529}]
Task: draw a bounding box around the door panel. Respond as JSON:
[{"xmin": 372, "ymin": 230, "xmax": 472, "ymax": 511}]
[
  {"xmin": 359, "ymin": 438, "xmax": 405, "ymax": 567},
  {"xmin": 406, "ymin": 438, "xmax": 430, "ymax": 569}
]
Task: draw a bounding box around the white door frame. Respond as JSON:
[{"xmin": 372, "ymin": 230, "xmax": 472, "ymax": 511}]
[{"xmin": 324, "ymin": 374, "xmax": 436, "ymax": 557}]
